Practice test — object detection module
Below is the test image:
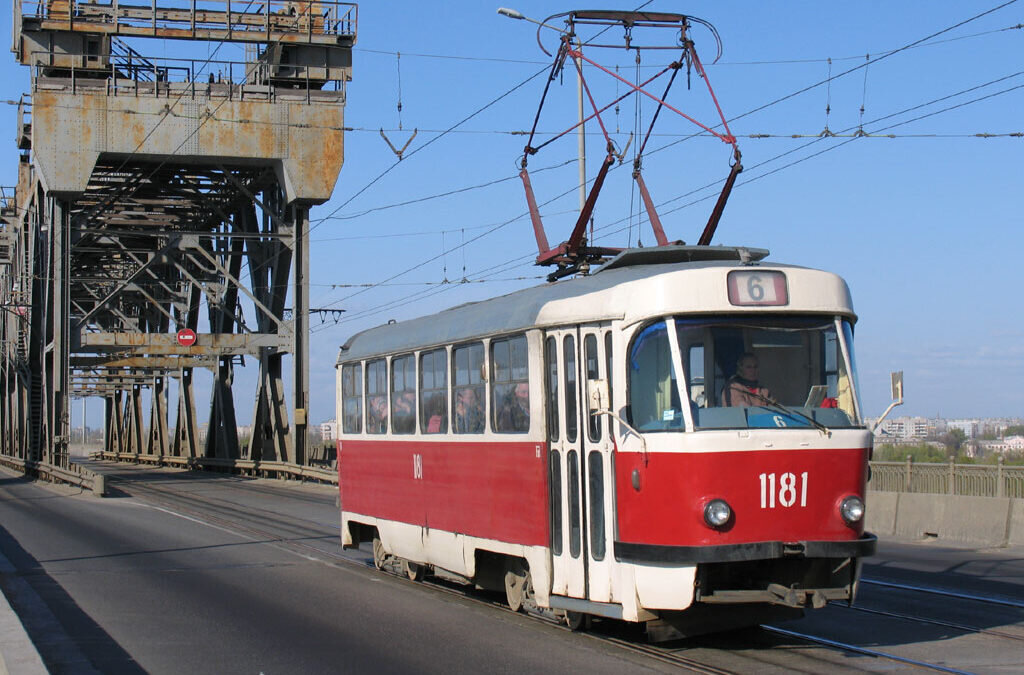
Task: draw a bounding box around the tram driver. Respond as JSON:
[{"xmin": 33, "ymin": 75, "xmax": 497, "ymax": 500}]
[{"xmin": 721, "ymin": 352, "xmax": 772, "ymax": 407}]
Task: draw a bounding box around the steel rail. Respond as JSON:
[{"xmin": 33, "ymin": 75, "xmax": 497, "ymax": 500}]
[
  {"xmin": 861, "ymin": 578, "xmax": 1024, "ymax": 610},
  {"xmin": 760, "ymin": 625, "xmax": 976, "ymax": 675},
  {"xmin": 836, "ymin": 602, "xmax": 1024, "ymax": 643}
]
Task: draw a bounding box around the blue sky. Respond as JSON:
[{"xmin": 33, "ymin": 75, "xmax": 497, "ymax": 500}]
[{"xmin": 3, "ymin": 1, "xmax": 1022, "ymax": 427}]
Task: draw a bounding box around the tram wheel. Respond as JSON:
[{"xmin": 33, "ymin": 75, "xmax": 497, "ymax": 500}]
[
  {"xmin": 565, "ymin": 611, "xmax": 592, "ymax": 632},
  {"xmin": 372, "ymin": 537, "xmax": 387, "ymax": 570},
  {"xmin": 402, "ymin": 559, "xmax": 426, "ymax": 582},
  {"xmin": 504, "ymin": 560, "xmax": 532, "ymax": 613}
]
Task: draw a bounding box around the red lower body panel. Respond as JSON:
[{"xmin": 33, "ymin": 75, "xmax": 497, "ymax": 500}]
[
  {"xmin": 339, "ymin": 438, "xmax": 549, "ymax": 547},
  {"xmin": 615, "ymin": 447, "xmax": 869, "ymax": 547}
]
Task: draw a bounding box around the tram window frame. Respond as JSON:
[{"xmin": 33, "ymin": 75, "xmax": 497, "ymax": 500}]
[
  {"xmin": 419, "ymin": 348, "xmax": 448, "ymax": 434},
  {"xmin": 491, "ymin": 334, "xmax": 530, "ymax": 434},
  {"xmin": 391, "ymin": 354, "xmax": 416, "ymax": 435},
  {"xmin": 365, "ymin": 358, "xmax": 388, "ymax": 435},
  {"xmin": 452, "ymin": 341, "xmax": 486, "ymax": 434},
  {"xmin": 341, "ymin": 362, "xmax": 363, "ymax": 434}
]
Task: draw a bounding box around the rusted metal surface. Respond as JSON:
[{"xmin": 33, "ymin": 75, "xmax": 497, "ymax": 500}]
[
  {"xmin": 30, "ymin": 82, "xmax": 346, "ymax": 202},
  {"xmin": 0, "ymin": 1, "xmax": 355, "ymax": 475},
  {"xmin": 19, "ymin": 1, "xmax": 357, "ymax": 46}
]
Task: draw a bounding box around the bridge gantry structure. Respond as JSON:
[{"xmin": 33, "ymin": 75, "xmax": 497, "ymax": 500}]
[{"xmin": 0, "ymin": 1, "xmax": 355, "ymax": 480}]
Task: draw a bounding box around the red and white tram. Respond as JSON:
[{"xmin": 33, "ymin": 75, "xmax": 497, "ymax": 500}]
[{"xmin": 335, "ymin": 246, "xmax": 876, "ymax": 634}]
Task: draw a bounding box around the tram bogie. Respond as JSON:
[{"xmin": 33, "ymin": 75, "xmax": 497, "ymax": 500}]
[{"xmin": 336, "ymin": 246, "xmax": 876, "ymax": 634}]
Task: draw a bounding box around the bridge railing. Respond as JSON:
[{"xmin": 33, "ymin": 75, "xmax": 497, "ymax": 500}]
[
  {"xmin": 93, "ymin": 451, "xmax": 338, "ymax": 485},
  {"xmin": 29, "ymin": 50, "xmax": 348, "ymax": 100},
  {"xmin": 869, "ymin": 458, "xmax": 1024, "ymax": 498}
]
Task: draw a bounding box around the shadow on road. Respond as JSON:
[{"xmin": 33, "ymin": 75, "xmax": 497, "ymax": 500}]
[{"xmin": 0, "ymin": 522, "xmax": 147, "ymax": 675}]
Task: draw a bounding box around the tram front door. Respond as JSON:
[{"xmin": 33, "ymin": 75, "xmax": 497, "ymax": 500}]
[{"xmin": 544, "ymin": 324, "xmax": 614, "ymax": 604}]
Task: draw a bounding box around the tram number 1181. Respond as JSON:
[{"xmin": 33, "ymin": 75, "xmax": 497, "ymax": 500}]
[{"xmin": 759, "ymin": 472, "xmax": 808, "ymax": 509}]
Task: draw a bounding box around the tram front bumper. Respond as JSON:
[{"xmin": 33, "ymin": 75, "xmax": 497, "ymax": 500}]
[{"xmin": 614, "ymin": 532, "xmax": 877, "ymax": 565}]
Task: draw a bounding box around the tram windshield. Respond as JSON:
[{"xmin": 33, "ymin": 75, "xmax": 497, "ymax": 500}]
[{"xmin": 628, "ymin": 316, "xmax": 861, "ymax": 431}]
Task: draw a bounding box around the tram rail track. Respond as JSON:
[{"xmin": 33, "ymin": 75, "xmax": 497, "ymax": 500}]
[
  {"xmin": 102, "ymin": 467, "xmax": 753, "ymax": 673},
  {"xmin": 759, "ymin": 626, "xmax": 975, "ymax": 675},
  {"xmin": 861, "ymin": 578, "xmax": 1024, "ymax": 610},
  {"xmin": 833, "ymin": 602, "xmax": 1024, "ymax": 644}
]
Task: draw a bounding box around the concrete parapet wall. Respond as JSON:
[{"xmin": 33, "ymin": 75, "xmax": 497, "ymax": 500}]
[
  {"xmin": 868, "ymin": 490, "xmax": 1018, "ymax": 548},
  {"xmin": 866, "ymin": 491, "xmax": 897, "ymax": 536},
  {"xmin": 1010, "ymin": 500, "xmax": 1024, "ymax": 547}
]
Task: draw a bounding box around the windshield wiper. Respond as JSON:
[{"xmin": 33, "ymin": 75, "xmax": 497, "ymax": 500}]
[{"xmin": 745, "ymin": 389, "xmax": 832, "ymax": 437}]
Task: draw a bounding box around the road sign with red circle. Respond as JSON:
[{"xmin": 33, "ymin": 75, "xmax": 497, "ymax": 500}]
[{"xmin": 176, "ymin": 328, "xmax": 197, "ymax": 347}]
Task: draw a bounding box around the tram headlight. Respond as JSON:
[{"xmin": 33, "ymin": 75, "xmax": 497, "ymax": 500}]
[
  {"xmin": 703, "ymin": 499, "xmax": 732, "ymax": 529},
  {"xmin": 840, "ymin": 495, "xmax": 865, "ymax": 525}
]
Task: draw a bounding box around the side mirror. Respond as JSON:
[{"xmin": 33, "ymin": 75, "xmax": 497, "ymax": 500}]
[
  {"xmin": 587, "ymin": 378, "xmax": 609, "ymax": 413},
  {"xmin": 890, "ymin": 370, "xmax": 904, "ymax": 404},
  {"xmin": 872, "ymin": 370, "xmax": 904, "ymax": 432}
]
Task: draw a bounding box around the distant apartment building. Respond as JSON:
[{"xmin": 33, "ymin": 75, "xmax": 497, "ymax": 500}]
[
  {"xmin": 874, "ymin": 416, "xmax": 931, "ymax": 440},
  {"xmin": 946, "ymin": 419, "xmax": 980, "ymax": 439}
]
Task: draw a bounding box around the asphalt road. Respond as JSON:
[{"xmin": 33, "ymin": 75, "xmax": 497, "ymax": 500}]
[
  {"xmin": 1, "ymin": 462, "xmax": 1022, "ymax": 674},
  {"xmin": 0, "ymin": 465, "xmax": 676, "ymax": 674}
]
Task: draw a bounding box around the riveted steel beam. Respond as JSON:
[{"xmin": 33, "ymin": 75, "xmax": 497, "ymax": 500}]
[{"xmin": 3, "ymin": 0, "xmax": 353, "ymax": 479}]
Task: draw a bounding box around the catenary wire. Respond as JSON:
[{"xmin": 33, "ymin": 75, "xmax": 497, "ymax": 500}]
[
  {"xmin": 304, "ymin": 1, "xmax": 1021, "ymax": 312},
  {"xmin": 312, "ymin": 72, "xmax": 1023, "ymax": 328}
]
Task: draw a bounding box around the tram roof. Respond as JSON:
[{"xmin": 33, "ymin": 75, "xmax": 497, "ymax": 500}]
[{"xmin": 337, "ymin": 246, "xmax": 856, "ymax": 363}]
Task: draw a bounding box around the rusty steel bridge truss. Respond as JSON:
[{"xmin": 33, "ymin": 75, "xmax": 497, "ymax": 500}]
[{"xmin": 0, "ymin": 1, "xmax": 355, "ymax": 477}]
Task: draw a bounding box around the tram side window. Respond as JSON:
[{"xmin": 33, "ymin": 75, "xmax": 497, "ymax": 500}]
[
  {"xmin": 627, "ymin": 322, "xmax": 681, "ymax": 431},
  {"xmin": 453, "ymin": 342, "xmax": 485, "ymax": 434},
  {"xmin": 563, "ymin": 335, "xmax": 578, "ymax": 443},
  {"xmin": 341, "ymin": 363, "xmax": 362, "ymax": 434},
  {"xmin": 688, "ymin": 345, "xmax": 706, "ymax": 408},
  {"xmin": 391, "ymin": 354, "xmax": 416, "ymax": 434},
  {"xmin": 366, "ymin": 358, "xmax": 388, "ymax": 434},
  {"xmin": 605, "ymin": 331, "xmax": 613, "ymax": 406},
  {"xmin": 420, "ymin": 348, "xmax": 448, "ymax": 434},
  {"xmin": 585, "ymin": 334, "xmax": 602, "ymax": 442},
  {"xmin": 545, "ymin": 337, "xmax": 559, "ymax": 442},
  {"xmin": 492, "ymin": 335, "xmax": 530, "ymax": 433}
]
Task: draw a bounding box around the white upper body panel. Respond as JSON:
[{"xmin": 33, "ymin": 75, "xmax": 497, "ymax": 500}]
[{"xmin": 337, "ymin": 246, "xmax": 855, "ymax": 364}]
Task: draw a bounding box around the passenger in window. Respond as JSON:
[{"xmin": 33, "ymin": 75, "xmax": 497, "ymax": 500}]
[
  {"xmin": 455, "ymin": 387, "xmax": 484, "ymax": 433},
  {"xmin": 393, "ymin": 391, "xmax": 415, "ymax": 433},
  {"xmin": 367, "ymin": 395, "xmax": 388, "ymax": 433},
  {"xmin": 498, "ymin": 382, "xmax": 530, "ymax": 432},
  {"xmin": 425, "ymin": 396, "xmax": 445, "ymax": 434},
  {"xmin": 721, "ymin": 353, "xmax": 772, "ymax": 407}
]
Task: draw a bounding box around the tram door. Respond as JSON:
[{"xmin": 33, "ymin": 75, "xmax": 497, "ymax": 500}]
[{"xmin": 544, "ymin": 324, "xmax": 614, "ymax": 602}]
